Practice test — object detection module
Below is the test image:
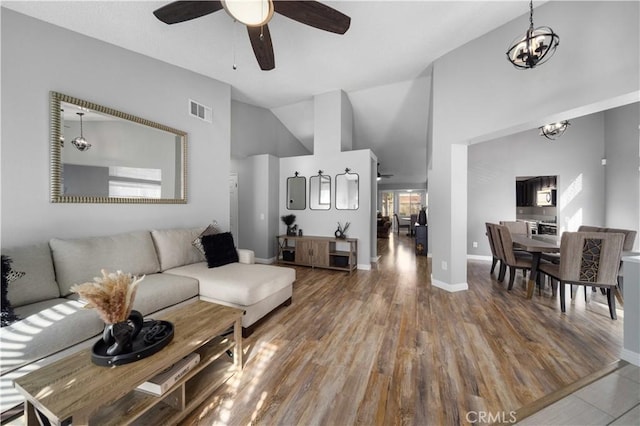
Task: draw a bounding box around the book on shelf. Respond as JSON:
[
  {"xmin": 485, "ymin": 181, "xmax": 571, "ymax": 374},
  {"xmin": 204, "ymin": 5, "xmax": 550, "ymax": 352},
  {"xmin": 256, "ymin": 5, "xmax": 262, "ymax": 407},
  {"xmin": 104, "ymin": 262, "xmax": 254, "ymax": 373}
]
[{"xmin": 136, "ymin": 352, "xmax": 200, "ymax": 396}]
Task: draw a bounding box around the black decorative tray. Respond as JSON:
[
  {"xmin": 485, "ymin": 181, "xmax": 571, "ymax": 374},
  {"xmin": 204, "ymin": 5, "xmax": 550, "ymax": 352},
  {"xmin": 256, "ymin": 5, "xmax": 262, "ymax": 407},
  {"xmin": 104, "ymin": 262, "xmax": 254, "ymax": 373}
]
[{"xmin": 92, "ymin": 320, "xmax": 174, "ymax": 367}]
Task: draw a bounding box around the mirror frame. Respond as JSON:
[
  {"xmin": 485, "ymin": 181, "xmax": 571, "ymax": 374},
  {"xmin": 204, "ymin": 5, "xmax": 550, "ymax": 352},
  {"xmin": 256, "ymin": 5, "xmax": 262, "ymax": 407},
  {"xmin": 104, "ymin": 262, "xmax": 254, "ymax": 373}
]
[
  {"xmin": 50, "ymin": 91, "xmax": 188, "ymax": 204},
  {"xmin": 335, "ymin": 168, "xmax": 359, "ymax": 210},
  {"xmin": 309, "ymin": 171, "xmax": 331, "ymax": 210},
  {"xmin": 286, "ymin": 173, "xmax": 307, "ymax": 210}
]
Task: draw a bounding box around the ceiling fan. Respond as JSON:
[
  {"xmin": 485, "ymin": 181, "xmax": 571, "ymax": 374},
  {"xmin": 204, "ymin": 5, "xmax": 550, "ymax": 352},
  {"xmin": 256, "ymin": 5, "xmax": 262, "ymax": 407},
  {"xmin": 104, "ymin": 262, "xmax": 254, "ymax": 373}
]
[
  {"xmin": 377, "ymin": 163, "xmax": 393, "ymax": 180},
  {"xmin": 153, "ymin": 0, "xmax": 351, "ymax": 71}
]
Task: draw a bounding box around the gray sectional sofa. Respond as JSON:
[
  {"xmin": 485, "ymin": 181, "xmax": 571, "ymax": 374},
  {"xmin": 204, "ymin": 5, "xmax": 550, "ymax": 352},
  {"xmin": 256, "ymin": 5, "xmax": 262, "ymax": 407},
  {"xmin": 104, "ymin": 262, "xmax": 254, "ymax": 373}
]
[{"xmin": 0, "ymin": 226, "xmax": 295, "ymax": 414}]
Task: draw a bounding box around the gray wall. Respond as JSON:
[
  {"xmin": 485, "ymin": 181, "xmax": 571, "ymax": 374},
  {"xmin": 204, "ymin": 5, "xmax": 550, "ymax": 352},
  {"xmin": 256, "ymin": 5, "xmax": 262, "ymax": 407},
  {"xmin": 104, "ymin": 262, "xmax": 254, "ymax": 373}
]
[
  {"xmin": 231, "ymin": 100, "xmax": 309, "ymax": 159},
  {"xmin": 468, "ymin": 104, "xmax": 639, "ymax": 258},
  {"xmin": 468, "ymin": 111, "xmax": 607, "ymax": 257},
  {"xmin": 429, "ymin": 1, "xmax": 639, "ymax": 288},
  {"xmin": 230, "ymin": 100, "xmax": 308, "ymax": 260},
  {"xmin": 235, "ymin": 154, "xmax": 280, "ymax": 261},
  {"xmin": 1, "ymin": 9, "xmax": 232, "ymax": 247},
  {"xmin": 605, "ymin": 103, "xmax": 640, "ymax": 247}
]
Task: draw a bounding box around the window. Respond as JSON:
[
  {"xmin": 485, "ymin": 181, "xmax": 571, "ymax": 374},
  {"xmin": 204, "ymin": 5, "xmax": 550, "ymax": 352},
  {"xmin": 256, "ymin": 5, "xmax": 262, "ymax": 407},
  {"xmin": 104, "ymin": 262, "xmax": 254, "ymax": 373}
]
[{"xmin": 108, "ymin": 166, "xmax": 162, "ymax": 198}]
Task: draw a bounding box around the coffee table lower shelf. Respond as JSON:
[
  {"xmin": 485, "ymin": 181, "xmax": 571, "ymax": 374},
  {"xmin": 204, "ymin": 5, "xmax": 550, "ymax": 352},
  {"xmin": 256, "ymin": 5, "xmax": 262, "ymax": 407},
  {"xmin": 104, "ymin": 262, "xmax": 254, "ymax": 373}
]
[{"xmin": 90, "ymin": 336, "xmax": 236, "ymax": 425}]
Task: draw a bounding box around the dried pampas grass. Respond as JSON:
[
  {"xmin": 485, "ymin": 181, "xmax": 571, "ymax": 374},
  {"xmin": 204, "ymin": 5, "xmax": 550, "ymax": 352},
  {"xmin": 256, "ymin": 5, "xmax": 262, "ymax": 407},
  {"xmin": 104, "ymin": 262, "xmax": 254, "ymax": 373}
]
[{"xmin": 70, "ymin": 270, "xmax": 144, "ymax": 324}]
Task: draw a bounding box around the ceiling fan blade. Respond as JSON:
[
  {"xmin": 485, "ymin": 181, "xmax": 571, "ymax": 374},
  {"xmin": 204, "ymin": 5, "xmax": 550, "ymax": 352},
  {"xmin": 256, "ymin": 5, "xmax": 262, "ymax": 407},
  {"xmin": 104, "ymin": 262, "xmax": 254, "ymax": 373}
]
[
  {"xmin": 153, "ymin": 1, "xmax": 223, "ymax": 25},
  {"xmin": 247, "ymin": 25, "xmax": 275, "ymax": 71},
  {"xmin": 273, "ymin": 0, "xmax": 350, "ymax": 34}
]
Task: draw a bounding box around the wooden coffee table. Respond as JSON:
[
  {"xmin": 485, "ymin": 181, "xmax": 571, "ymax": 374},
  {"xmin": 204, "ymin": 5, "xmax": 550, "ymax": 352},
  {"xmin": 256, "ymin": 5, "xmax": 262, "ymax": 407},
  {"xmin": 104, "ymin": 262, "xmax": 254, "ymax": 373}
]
[{"xmin": 14, "ymin": 300, "xmax": 243, "ymax": 426}]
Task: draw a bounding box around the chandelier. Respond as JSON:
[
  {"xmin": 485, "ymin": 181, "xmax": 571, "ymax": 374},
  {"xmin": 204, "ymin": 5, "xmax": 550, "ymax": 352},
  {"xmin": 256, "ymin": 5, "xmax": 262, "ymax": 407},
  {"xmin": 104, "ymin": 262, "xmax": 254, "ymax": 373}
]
[
  {"xmin": 72, "ymin": 112, "xmax": 92, "ymax": 151},
  {"xmin": 539, "ymin": 120, "xmax": 570, "ymax": 140},
  {"xmin": 506, "ymin": 0, "xmax": 559, "ymax": 69}
]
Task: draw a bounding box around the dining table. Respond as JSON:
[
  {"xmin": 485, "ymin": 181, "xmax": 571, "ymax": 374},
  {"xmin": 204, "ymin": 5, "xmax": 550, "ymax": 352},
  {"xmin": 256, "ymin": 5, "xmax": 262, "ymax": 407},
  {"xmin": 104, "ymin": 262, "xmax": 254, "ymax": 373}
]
[{"xmin": 511, "ymin": 235, "xmax": 560, "ymax": 299}]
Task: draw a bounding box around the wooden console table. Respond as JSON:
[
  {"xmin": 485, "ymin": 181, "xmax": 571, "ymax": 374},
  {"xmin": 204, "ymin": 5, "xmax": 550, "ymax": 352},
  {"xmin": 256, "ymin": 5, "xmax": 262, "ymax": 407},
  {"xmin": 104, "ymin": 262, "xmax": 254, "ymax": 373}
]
[
  {"xmin": 277, "ymin": 235, "xmax": 357, "ymax": 273},
  {"xmin": 14, "ymin": 301, "xmax": 243, "ymax": 426}
]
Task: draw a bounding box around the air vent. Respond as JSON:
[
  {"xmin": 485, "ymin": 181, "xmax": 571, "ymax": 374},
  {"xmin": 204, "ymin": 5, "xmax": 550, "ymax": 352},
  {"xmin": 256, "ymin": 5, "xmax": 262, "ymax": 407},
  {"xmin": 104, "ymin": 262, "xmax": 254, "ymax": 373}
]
[{"xmin": 189, "ymin": 99, "xmax": 212, "ymax": 123}]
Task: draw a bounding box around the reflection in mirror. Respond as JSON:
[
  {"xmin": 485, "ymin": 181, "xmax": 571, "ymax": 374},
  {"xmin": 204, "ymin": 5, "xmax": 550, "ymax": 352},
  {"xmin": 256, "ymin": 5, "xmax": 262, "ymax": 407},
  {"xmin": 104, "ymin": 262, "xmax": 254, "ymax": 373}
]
[
  {"xmin": 50, "ymin": 91, "xmax": 187, "ymax": 203},
  {"xmin": 287, "ymin": 172, "xmax": 306, "ymax": 210},
  {"xmin": 310, "ymin": 170, "xmax": 331, "ymax": 210},
  {"xmin": 336, "ymin": 168, "xmax": 359, "ymax": 210}
]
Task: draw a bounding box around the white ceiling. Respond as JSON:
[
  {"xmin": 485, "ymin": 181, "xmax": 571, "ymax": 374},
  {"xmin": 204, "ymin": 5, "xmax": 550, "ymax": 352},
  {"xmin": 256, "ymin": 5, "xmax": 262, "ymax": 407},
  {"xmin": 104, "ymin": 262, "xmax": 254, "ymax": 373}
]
[{"xmin": 3, "ymin": 0, "xmax": 530, "ymax": 185}]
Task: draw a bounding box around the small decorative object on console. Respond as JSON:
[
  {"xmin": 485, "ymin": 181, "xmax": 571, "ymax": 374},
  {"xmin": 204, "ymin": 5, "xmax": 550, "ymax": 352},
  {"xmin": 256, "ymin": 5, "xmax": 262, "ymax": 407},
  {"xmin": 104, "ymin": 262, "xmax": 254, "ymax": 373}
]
[
  {"xmin": 335, "ymin": 222, "xmax": 350, "ymax": 239},
  {"xmin": 281, "ymin": 214, "xmax": 297, "ymax": 236}
]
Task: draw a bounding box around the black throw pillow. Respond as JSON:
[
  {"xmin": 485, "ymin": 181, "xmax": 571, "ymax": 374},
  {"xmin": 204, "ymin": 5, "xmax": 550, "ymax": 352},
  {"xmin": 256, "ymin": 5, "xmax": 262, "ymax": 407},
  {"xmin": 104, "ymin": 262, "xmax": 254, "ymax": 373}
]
[
  {"xmin": 201, "ymin": 232, "xmax": 239, "ymax": 268},
  {"xmin": 1, "ymin": 255, "xmax": 24, "ymax": 327}
]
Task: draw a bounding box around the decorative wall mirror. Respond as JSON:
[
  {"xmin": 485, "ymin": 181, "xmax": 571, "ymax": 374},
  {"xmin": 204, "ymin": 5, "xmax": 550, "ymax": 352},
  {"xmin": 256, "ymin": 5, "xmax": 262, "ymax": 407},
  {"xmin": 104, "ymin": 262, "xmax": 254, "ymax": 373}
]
[
  {"xmin": 50, "ymin": 91, "xmax": 187, "ymax": 204},
  {"xmin": 336, "ymin": 168, "xmax": 359, "ymax": 210},
  {"xmin": 309, "ymin": 170, "xmax": 331, "ymax": 210},
  {"xmin": 287, "ymin": 172, "xmax": 306, "ymax": 210}
]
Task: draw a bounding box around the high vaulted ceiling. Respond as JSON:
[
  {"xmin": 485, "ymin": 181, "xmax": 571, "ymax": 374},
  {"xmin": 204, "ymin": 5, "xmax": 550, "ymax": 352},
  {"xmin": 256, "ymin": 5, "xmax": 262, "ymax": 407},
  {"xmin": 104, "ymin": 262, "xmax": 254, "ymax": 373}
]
[{"xmin": 3, "ymin": 1, "xmax": 530, "ymax": 185}]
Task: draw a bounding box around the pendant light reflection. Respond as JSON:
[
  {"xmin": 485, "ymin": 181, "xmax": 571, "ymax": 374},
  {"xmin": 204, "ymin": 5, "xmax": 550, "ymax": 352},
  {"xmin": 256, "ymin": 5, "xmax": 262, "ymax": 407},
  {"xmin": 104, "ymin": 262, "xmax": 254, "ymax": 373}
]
[
  {"xmin": 506, "ymin": 0, "xmax": 559, "ymax": 69},
  {"xmin": 539, "ymin": 120, "xmax": 570, "ymax": 140},
  {"xmin": 71, "ymin": 112, "xmax": 92, "ymax": 151}
]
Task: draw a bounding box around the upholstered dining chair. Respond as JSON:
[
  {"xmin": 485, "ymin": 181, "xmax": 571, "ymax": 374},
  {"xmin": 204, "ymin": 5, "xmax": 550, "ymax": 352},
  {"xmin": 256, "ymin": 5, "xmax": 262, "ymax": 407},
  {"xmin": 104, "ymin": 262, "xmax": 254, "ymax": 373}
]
[
  {"xmin": 500, "ymin": 221, "xmax": 529, "ymax": 237},
  {"xmin": 496, "ymin": 224, "xmax": 533, "ymax": 290},
  {"xmin": 578, "ymin": 226, "xmax": 636, "ymax": 299},
  {"xmin": 487, "ymin": 223, "xmax": 507, "ymax": 281},
  {"xmin": 538, "ymin": 232, "xmax": 624, "ymax": 319},
  {"xmin": 486, "ymin": 223, "xmax": 501, "ymax": 275},
  {"xmin": 393, "ymin": 214, "xmax": 410, "ymax": 236}
]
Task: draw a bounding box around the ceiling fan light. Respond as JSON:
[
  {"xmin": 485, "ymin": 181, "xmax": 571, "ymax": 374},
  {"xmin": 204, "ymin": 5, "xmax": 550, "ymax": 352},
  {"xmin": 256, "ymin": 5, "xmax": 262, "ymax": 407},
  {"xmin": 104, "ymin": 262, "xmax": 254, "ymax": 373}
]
[{"xmin": 222, "ymin": 0, "xmax": 274, "ymax": 27}]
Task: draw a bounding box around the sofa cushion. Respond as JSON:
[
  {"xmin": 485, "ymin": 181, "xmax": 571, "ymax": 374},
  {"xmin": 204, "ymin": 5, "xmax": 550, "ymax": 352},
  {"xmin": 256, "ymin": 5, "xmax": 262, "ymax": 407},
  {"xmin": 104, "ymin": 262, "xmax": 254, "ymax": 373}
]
[
  {"xmin": 0, "ymin": 299, "xmax": 104, "ymax": 374},
  {"xmin": 50, "ymin": 231, "xmax": 161, "ymax": 296},
  {"xmin": 151, "ymin": 227, "xmax": 206, "ymax": 271},
  {"xmin": 192, "ymin": 222, "xmax": 221, "ymax": 257},
  {"xmin": 129, "ymin": 273, "xmax": 199, "ymax": 317},
  {"xmin": 164, "ymin": 262, "xmax": 295, "ymax": 306},
  {"xmin": 1, "ymin": 243, "xmax": 60, "ymax": 307},
  {"xmin": 202, "ymin": 232, "xmax": 239, "ymax": 268}
]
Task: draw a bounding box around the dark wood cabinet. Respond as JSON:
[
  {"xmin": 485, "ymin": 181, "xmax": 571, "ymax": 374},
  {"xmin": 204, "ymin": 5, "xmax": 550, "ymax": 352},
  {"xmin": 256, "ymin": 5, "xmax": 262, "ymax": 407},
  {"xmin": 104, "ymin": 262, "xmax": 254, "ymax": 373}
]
[{"xmin": 516, "ymin": 176, "xmax": 557, "ymax": 207}]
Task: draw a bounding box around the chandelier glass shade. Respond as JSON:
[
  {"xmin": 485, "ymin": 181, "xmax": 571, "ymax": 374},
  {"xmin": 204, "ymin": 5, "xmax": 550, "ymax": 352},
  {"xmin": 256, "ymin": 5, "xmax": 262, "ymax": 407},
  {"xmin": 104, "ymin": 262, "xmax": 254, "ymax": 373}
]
[
  {"xmin": 72, "ymin": 112, "xmax": 92, "ymax": 151},
  {"xmin": 506, "ymin": 1, "xmax": 559, "ymax": 69},
  {"xmin": 222, "ymin": 0, "xmax": 274, "ymax": 27},
  {"xmin": 539, "ymin": 120, "xmax": 570, "ymax": 140}
]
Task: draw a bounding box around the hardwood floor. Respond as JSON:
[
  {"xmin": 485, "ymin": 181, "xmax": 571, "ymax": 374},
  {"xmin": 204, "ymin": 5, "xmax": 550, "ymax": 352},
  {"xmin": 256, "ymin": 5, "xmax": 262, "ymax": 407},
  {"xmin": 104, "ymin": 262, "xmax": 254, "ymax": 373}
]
[{"xmin": 181, "ymin": 234, "xmax": 623, "ymax": 425}]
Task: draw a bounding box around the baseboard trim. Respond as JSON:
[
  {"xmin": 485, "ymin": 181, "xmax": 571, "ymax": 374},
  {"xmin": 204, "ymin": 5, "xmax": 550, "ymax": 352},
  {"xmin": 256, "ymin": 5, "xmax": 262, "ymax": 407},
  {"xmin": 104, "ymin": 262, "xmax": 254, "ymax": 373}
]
[
  {"xmin": 492, "ymin": 360, "xmax": 626, "ymax": 425},
  {"xmin": 358, "ymin": 263, "xmax": 372, "ymax": 271},
  {"xmin": 621, "ymin": 348, "xmax": 640, "ymax": 366},
  {"xmin": 468, "ymin": 254, "xmax": 492, "ymax": 261},
  {"xmin": 255, "ymin": 256, "xmax": 276, "ymax": 264},
  {"xmin": 431, "ymin": 276, "xmax": 468, "ymax": 292}
]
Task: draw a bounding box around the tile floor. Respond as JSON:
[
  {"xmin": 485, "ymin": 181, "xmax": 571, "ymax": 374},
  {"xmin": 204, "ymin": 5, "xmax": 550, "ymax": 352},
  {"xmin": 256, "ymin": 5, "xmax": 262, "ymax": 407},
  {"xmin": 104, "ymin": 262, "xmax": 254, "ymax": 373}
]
[{"xmin": 518, "ymin": 363, "xmax": 640, "ymax": 425}]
